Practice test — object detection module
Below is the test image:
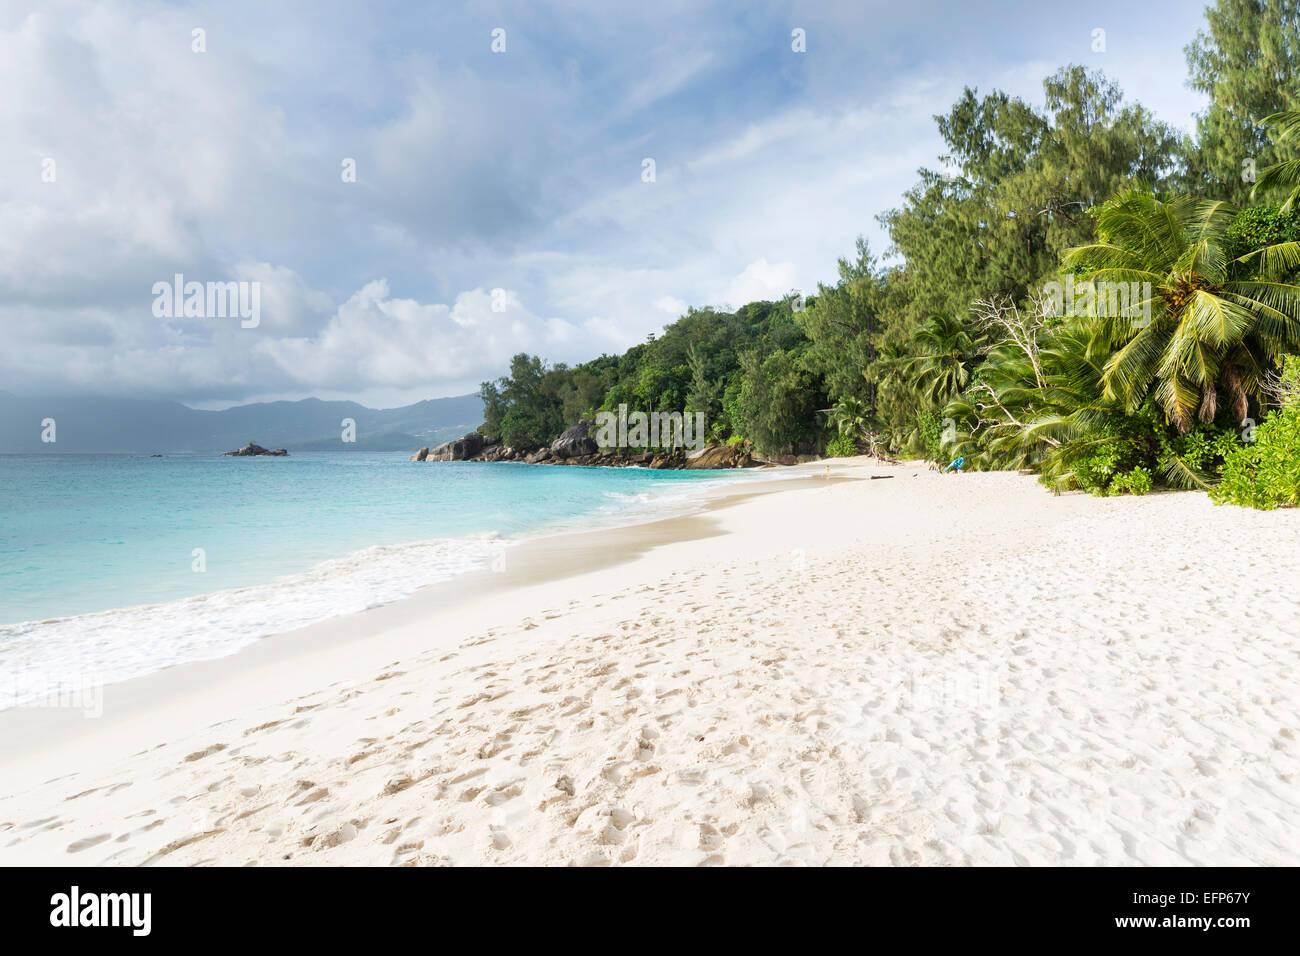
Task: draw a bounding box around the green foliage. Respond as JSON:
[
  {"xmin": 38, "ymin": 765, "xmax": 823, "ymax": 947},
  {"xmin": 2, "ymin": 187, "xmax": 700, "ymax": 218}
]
[
  {"xmin": 735, "ymin": 349, "xmax": 824, "ymax": 455},
  {"xmin": 479, "ymin": 381, "xmax": 505, "ymax": 438},
  {"xmin": 1065, "ymin": 190, "xmax": 1300, "ymax": 433},
  {"xmin": 479, "ymin": 303, "xmax": 823, "ymax": 452},
  {"xmin": 917, "ymin": 411, "xmax": 945, "ymax": 462},
  {"xmin": 1223, "ymin": 204, "xmax": 1300, "ymax": 261},
  {"xmin": 1042, "ymin": 434, "xmax": 1136, "ymax": 495},
  {"xmin": 825, "ymin": 434, "xmax": 858, "ymax": 458},
  {"xmin": 684, "ymin": 343, "xmax": 723, "ymax": 420},
  {"xmin": 1069, "ymin": 441, "xmax": 1127, "ymax": 495},
  {"xmin": 1184, "ymin": 0, "xmax": 1300, "ymax": 202},
  {"xmin": 1211, "ymin": 357, "xmax": 1300, "ymax": 508},
  {"xmin": 1210, "ymin": 403, "xmax": 1300, "ymax": 508},
  {"xmin": 901, "ymin": 314, "xmax": 980, "ymax": 407},
  {"xmin": 555, "ymin": 367, "xmax": 611, "ymax": 425},
  {"xmin": 498, "ymin": 405, "xmax": 555, "ymax": 450},
  {"xmin": 877, "ymin": 67, "xmax": 1181, "ymax": 344},
  {"xmin": 479, "ymin": 353, "xmax": 567, "ymax": 449},
  {"xmin": 798, "ymin": 238, "xmax": 882, "ymax": 409},
  {"xmin": 1252, "ymin": 110, "xmax": 1300, "ymax": 212},
  {"xmin": 1152, "ymin": 421, "xmax": 1243, "ymax": 489},
  {"xmin": 828, "ymin": 396, "xmax": 869, "ymax": 440},
  {"xmin": 1109, "ymin": 466, "xmax": 1154, "ymax": 496},
  {"xmin": 1037, "ymin": 436, "xmax": 1152, "ymax": 497}
]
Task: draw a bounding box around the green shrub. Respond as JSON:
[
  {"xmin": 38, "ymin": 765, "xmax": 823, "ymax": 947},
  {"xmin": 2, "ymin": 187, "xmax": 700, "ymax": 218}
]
[
  {"xmin": 1073, "ymin": 442, "xmax": 1128, "ymax": 494},
  {"xmin": 1108, "ymin": 466, "xmax": 1153, "ymax": 496},
  {"xmin": 1154, "ymin": 422, "xmax": 1241, "ymax": 489},
  {"xmin": 1223, "ymin": 205, "xmax": 1300, "ymax": 263},
  {"xmin": 1044, "ymin": 438, "xmax": 1153, "ymax": 496},
  {"xmin": 1210, "ymin": 403, "xmax": 1300, "ymax": 509},
  {"xmin": 916, "ymin": 411, "xmax": 945, "ymax": 462},
  {"xmin": 825, "ymin": 434, "xmax": 858, "ymax": 458}
]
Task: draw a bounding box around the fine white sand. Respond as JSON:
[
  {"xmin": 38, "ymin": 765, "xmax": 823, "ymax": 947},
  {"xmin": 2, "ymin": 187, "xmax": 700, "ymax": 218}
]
[{"xmin": 2, "ymin": 459, "xmax": 1299, "ymax": 866}]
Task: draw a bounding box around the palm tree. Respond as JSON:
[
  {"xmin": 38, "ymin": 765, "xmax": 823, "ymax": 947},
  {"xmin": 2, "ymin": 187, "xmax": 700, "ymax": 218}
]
[
  {"xmin": 1252, "ymin": 111, "xmax": 1300, "ymax": 213},
  {"xmin": 1063, "ymin": 191, "xmax": 1300, "ymax": 432},
  {"xmin": 946, "ymin": 322, "xmax": 1118, "ymax": 478},
  {"xmin": 862, "ymin": 340, "xmax": 918, "ymax": 452},
  {"xmin": 828, "ymin": 396, "xmax": 869, "ymax": 442},
  {"xmin": 902, "ymin": 313, "xmax": 979, "ymax": 406},
  {"xmin": 871, "ymin": 339, "xmax": 909, "ymax": 395}
]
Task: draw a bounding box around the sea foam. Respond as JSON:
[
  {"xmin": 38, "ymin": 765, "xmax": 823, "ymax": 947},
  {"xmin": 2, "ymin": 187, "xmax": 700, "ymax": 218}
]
[{"xmin": 0, "ymin": 534, "xmax": 503, "ymax": 710}]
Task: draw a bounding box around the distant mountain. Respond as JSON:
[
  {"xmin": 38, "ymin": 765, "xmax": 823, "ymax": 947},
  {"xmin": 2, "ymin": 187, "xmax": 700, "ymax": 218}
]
[{"xmin": 0, "ymin": 392, "xmax": 483, "ymax": 454}]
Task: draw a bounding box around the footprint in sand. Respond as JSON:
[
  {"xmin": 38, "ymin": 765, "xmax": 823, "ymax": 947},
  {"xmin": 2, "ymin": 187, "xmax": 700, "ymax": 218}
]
[
  {"xmin": 67, "ymin": 833, "xmax": 112, "ymax": 853},
  {"xmin": 184, "ymin": 743, "xmax": 227, "ymax": 762}
]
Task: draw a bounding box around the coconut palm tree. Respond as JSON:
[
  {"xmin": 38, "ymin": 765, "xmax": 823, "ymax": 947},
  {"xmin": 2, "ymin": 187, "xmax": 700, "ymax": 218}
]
[
  {"xmin": 827, "ymin": 396, "xmax": 869, "ymax": 441},
  {"xmin": 945, "ymin": 321, "xmax": 1117, "ymax": 477},
  {"xmin": 1063, "ymin": 191, "xmax": 1300, "ymax": 432},
  {"xmin": 1252, "ymin": 111, "xmax": 1300, "ymax": 213},
  {"xmin": 902, "ymin": 313, "xmax": 979, "ymax": 407}
]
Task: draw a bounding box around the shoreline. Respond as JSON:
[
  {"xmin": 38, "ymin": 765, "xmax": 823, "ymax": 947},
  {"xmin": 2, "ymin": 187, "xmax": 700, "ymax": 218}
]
[
  {"xmin": 0, "ymin": 461, "xmax": 850, "ymax": 777},
  {"xmin": 0, "ymin": 460, "xmax": 798, "ymax": 712},
  {"xmin": 3, "ymin": 458, "xmax": 1298, "ymax": 866}
]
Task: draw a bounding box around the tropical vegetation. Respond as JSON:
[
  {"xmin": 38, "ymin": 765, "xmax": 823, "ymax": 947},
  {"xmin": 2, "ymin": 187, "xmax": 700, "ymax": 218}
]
[{"xmin": 479, "ymin": 0, "xmax": 1300, "ymax": 507}]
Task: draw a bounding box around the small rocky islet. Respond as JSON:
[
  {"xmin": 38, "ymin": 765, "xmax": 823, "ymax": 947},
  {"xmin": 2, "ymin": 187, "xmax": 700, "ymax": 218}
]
[{"xmin": 222, "ymin": 442, "xmax": 288, "ymax": 457}]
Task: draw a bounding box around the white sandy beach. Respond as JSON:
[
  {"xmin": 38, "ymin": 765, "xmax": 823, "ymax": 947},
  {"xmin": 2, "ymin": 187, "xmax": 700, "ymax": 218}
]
[{"xmin": 2, "ymin": 458, "xmax": 1299, "ymax": 866}]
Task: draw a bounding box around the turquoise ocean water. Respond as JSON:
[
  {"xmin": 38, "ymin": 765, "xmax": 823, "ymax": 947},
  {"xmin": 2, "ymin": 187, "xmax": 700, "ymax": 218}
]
[{"xmin": 0, "ymin": 454, "xmax": 757, "ymax": 707}]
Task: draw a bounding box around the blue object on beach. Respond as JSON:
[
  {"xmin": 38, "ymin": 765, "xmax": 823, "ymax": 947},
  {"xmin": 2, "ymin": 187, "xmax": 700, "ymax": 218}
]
[{"xmin": 943, "ymin": 456, "xmax": 965, "ymax": 473}]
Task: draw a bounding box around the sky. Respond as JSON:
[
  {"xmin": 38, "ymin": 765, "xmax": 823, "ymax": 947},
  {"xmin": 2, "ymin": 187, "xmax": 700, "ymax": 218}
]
[{"xmin": 1, "ymin": 0, "xmax": 1212, "ymax": 408}]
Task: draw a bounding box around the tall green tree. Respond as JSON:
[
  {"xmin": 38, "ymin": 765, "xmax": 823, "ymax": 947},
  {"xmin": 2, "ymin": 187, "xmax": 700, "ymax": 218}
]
[
  {"xmin": 1252, "ymin": 110, "xmax": 1300, "ymax": 210},
  {"xmin": 479, "ymin": 353, "xmax": 567, "ymax": 449},
  {"xmin": 684, "ymin": 343, "xmax": 723, "ymax": 420},
  {"xmin": 735, "ymin": 349, "xmax": 823, "ymax": 455},
  {"xmin": 798, "ymin": 238, "xmax": 882, "ymax": 409},
  {"xmin": 1185, "ymin": 0, "xmax": 1300, "ymax": 202},
  {"xmin": 879, "ymin": 66, "xmax": 1181, "ymax": 340}
]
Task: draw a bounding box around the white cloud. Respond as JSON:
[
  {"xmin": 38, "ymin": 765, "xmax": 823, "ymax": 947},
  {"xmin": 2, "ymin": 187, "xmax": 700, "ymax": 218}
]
[
  {"xmin": 724, "ymin": 258, "xmax": 798, "ymax": 307},
  {"xmin": 0, "ymin": 0, "xmax": 1213, "ymax": 406},
  {"xmin": 234, "ymin": 262, "xmax": 335, "ymax": 335},
  {"xmin": 616, "ymin": 48, "xmax": 715, "ymax": 116},
  {"xmin": 256, "ymin": 280, "xmax": 631, "ymax": 396}
]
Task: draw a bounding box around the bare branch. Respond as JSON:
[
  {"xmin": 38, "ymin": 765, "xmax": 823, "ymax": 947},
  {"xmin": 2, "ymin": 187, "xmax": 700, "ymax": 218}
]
[{"xmin": 969, "ymin": 294, "xmax": 1050, "ymax": 388}]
